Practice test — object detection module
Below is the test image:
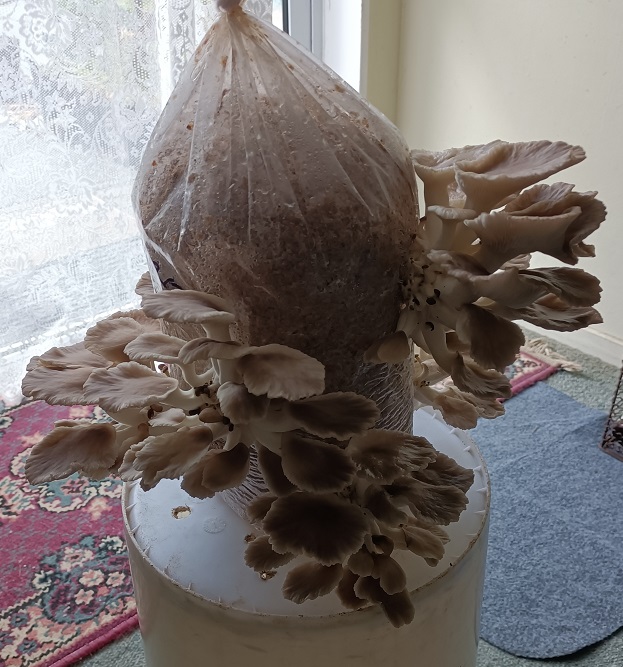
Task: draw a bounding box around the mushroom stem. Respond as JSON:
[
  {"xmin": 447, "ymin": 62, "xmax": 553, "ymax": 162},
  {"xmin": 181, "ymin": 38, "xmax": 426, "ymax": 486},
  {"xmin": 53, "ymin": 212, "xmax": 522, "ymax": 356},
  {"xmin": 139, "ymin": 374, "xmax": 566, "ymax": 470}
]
[
  {"xmin": 202, "ymin": 322, "xmax": 232, "ymax": 343},
  {"xmin": 164, "ymin": 387, "xmax": 206, "ymax": 411},
  {"xmin": 224, "ymin": 427, "xmax": 243, "ymax": 451},
  {"xmin": 435, "ymin": 218, "xmax": 458, "ymax": 251},
  {"xmin": 216, "ymin": 358, "xmax": 239, "ymax": 384},
  {"xmin": 397, "ymin": 309, "xmax": 423, "ymax": 336},
  {"xmin": 208, "ymin": 421, "xmax": 229, "ymax": 443},
  {"xmin": 108, "ymin": 408, "xmax": 147, "ymax": 426},
  {"xmin": 422, "ymin": 327, "xmax": 456, "ymax": 375},
  {"xmin": 422, "ymin": 209, "xmax": 443, "ymax": 249},
  {"xmin": 178, "ymin": 362, "xmax": 207, "ymax": 388},
  {"xmin": 149, "ymin": 416, "xmax": 203, "ymax": 436}
]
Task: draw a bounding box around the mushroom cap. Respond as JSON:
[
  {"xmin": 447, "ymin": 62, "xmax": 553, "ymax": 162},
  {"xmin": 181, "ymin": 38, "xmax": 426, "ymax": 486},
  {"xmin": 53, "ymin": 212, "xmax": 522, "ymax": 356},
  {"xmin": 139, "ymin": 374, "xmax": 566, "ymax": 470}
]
[
  {"xmin": 180, "ymin": 460, "xmax": 215, "ymax": 500},
  {"xmin": 21, "ymin": 365, "xmax": 94, "ymax": 406},
  {"xmin": 148, "ymin": 407, "xmax": 188, "ymax": 428},
  {"xmin": 363, "ymin": 331, "xmax": 412, "ymax": 364},
  {"xmin": 237, "ymin": 344, "xmax": 325, "ymax": 400},
  {"xmin": 288, "ymin": 392, "xmax": 380, "ymax": 439},
  {"xmin": 455, "ymin": 303, "xmax": 525, "ymax": 371},
  {"xmin": 365, "ymin": 533, "xmax": 394, "ymax": 556},
  {"xmin": 519, "ymin": 267, "xmax": 602, "ymax": 307},
  {"xmin": 430, "ymin": 391, "xmax": 480, "ymax": 430},
  {"xmin": 456, "ymin": 140, "xmax": 586, "ymax": 212},
  {"xmin": 401, "ymin": 523, "xmax": 446, "ymax": 562},
  {"xmin": 427, "ymin": 205, "xmax": 477, "ymax": 222},
  {"xmin": 113, "ymin": 422, "xmax": 150, "ymax": 471},
  {"xmin": 217, "ymin": 382, "xmax": 270, "ymax": 424},
  {"xmin": 517, "ymin": 294, "xmax": 603, "ymax": 332},
  {"xmin": 411, "ymin": 141, "xmax": 504, "ymax": 195},
  {"xmin": 85, "ymin": 316, "xmax": 159, "ymax": 363},
  {"xmin": 372, "ymin": 555, "xmax": 407, "ymax": 595},
  {"xmin": 244, "ymin": 535, "xmax": 295, "ymax": 572},
  {"xmin": 469, "ymin": 268, "xmax": 550, "ymax": 310},
  {"xmin": 504, "ymin": 181, "xmax": 598, "ymax": 217},
  {"xmin": 25, "ymin": 422, "xmax": 118, "ymax": 484},
  {"xmin": 118, "ymin": 446, "xmax": 141, "ymax": 482},
  {"xmin": 141, "ymin": 289, "xmax": 234, "ymax": 324},
  {"xmin": 283, "ymin": 563, "xmax": 343, "ymax": 604},
  {"xmin": 129, "ymin": 425, "xmax": 215, "ymax": 488},
  {"xmin": 263, "ymin": 493, "xmax": 368, "ymax": 565},
  {"xmin": 412, "ymin": 451, "xmax": 474, "ymax": 495},
  {"xmin": 336, "ymin": 569, "xmax": 367, "ymax": 610},
  {"xmin": 83, "ymin": 362, "xmax": 179, "ymax": 412},
  {"xmin": 181, "ymin": 442, "xmax": 250, "ymax": 497},
  {"xmin": 22, "ymin": 341, "xmax": 111, "ymax": 405},
  {"xmin": 178, "ymin": 338, "xmax": 247, "ymax": 364},
  {"xmin": 246, "ymin": 493, "xmax": 278, "ymax": 523},
  {"xmin": 363, "ymin": 487, "xmax": 408, "ymax": 525},
  {"xmin": 108, "ymin": 308, "xmax": 163, "ymax": 328},
  {"xmin": 387, "ymin": 477, "xmax": 468, "ymax": 526},
  {"xmin": 468, "ymin": 207, "xmax": 585, "ymax": 269},
  {"xmin": 346, "ymin": 430, "xmax": 437, "ymax": 483},
  {"xmin": 411, "ymin": 141, "xmax": 504, "ymax": 176},
  {"xmin": 347, "ymin": 548, "xmax": 375, "ymax": 577},
  {"xmin": 451, "ymin": 355, "xmax": 511, "ymax": 399},
  {"xmin": 280, "ymin": 433, "xmax": 356, "ymax": 493},
  {"xmin": 135, "ymin": 271, "xmax": 155, "ymax": 297},
  {"xmin": 27, "ymin": 341, "xmax": 108, "ymax": 372},
  {"xmin": 354, "ymin": 576, "xmax": 415, "ymax": 628},
  {"xmin": 199, "ymin": 442, "xmax": 250, "ymax": 492},
  {"xmin": 125, "ymin": 333, "xmax": 187, "ymax": 363},
  {"xmin": 256, "ymin": 444, "xmax": 297, "ymax": 496}
]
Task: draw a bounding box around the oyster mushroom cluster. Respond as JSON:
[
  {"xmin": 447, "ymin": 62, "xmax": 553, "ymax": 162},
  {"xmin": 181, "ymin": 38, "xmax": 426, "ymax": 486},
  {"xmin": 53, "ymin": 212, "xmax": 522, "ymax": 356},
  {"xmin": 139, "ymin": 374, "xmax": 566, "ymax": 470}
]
[
  {"xmin": 21, "ymin": 137, "xmax": 605, "ymax": 628},
  {"xmin": 368, "ymin": 139, "xmax": 605, "ymax": 429},
  {"xmin": 22, "ymin": 275, "xmax": 473, "ymax": 627}
]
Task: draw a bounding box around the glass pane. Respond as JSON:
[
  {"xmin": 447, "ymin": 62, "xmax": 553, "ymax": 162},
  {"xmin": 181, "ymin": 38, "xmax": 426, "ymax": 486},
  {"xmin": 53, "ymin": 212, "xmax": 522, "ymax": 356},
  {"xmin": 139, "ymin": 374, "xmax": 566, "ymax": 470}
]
[{"xmin": 273, "ymin": 0, "xmax": 286, "ymax": 31}]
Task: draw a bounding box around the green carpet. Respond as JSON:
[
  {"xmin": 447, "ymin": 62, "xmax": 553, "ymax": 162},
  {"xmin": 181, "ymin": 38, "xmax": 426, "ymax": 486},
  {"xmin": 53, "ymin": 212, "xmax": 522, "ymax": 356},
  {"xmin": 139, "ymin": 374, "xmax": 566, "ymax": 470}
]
[{"xmin": 77, "ymin": 336, "xmax": 622, "ymax": 666}]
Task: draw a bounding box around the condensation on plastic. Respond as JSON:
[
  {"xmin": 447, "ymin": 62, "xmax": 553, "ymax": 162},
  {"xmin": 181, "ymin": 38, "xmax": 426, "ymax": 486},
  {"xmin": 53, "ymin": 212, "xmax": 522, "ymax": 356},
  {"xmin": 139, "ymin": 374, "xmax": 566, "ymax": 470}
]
[{"xmin": 132, "ymin": 7, "xmax": 421, "ymax": 509}]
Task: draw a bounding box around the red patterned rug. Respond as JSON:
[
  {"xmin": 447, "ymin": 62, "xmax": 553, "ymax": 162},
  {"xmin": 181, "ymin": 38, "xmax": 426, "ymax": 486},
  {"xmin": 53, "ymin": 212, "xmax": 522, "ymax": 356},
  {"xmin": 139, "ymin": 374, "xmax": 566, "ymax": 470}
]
[
  {"xmin": 505, "ymin": 341, "xmax": 577, "ymax": 396},
  {"xmin": 0, "ymin": 402, "xmax": 137, "ymax": 667},
  {"xmin": 0, "ymin": 344, "xmax": 569, "ymax": 666}
]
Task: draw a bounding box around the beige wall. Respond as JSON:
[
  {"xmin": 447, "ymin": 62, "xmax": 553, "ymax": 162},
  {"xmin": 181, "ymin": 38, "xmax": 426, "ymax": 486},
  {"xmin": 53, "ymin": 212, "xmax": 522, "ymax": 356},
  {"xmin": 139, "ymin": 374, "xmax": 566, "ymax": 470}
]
[
  {"xmin": 360, "ymin": 0, "xmax": 402, "ymax": 122},
  {"xmin": 392, "ymin": 0, "xmax": 623, "ymax": 363}
]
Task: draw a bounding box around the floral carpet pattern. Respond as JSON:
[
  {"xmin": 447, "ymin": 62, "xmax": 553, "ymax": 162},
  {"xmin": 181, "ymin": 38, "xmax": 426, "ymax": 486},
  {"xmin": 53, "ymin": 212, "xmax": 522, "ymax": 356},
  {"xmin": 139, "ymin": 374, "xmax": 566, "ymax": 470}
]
[
  {"xmin": 0, "ymin": 349, "xmax": 561, "ymax": 666},
  {"xmin": 505, "ymin": 349, "xmax": 561, "ymax": 397},
  {"xmin": 0, "ymin": 402, "xmax": 137, "ymax": 667}
]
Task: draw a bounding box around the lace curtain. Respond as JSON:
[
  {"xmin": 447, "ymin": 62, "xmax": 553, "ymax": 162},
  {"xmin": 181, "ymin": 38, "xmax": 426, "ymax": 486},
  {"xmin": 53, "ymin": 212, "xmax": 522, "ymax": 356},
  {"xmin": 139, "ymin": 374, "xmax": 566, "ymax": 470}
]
[{"xmin": 0, "ymin": 0, "xmax": 275, "ymax": 405}]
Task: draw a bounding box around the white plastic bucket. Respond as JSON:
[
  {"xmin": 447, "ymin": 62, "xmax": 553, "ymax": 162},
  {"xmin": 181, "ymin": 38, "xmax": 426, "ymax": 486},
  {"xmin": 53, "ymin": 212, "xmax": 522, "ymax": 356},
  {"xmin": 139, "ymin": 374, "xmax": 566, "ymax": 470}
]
[{"xmin": 124, "ymin": 408, "xmax": 490, "ymax": 667}]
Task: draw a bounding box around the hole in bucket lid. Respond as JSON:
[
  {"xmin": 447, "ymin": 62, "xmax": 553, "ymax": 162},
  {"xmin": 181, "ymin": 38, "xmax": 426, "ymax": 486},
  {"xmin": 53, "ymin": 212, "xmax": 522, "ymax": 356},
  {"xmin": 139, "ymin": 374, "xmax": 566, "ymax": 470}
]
[{"xmin": 172, "ymin": 505, "xmax": 191, "ymax": 519}]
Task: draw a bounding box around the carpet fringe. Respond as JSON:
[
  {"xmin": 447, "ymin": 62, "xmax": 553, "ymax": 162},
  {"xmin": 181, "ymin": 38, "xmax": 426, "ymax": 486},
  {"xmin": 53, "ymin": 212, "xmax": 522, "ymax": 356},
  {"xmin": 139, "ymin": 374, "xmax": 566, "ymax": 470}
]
[{"xmin": 522, "ymin": 338, "xmax": 582, "ymax": 372}]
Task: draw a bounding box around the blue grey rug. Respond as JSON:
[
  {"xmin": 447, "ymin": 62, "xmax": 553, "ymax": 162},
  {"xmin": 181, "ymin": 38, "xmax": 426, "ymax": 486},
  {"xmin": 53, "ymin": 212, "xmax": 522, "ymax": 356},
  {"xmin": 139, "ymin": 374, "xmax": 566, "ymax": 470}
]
[{"xmin": 473, "ymin": 382, "xmax": 623, "ymax": 658}]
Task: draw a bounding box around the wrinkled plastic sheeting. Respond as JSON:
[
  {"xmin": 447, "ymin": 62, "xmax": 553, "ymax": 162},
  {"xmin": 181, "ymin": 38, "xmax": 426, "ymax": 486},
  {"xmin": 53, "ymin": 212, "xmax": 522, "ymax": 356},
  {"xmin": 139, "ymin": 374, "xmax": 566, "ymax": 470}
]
[{"xmin": 133, "ymin": 7, "xmax": 420, "ymax": 429}]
